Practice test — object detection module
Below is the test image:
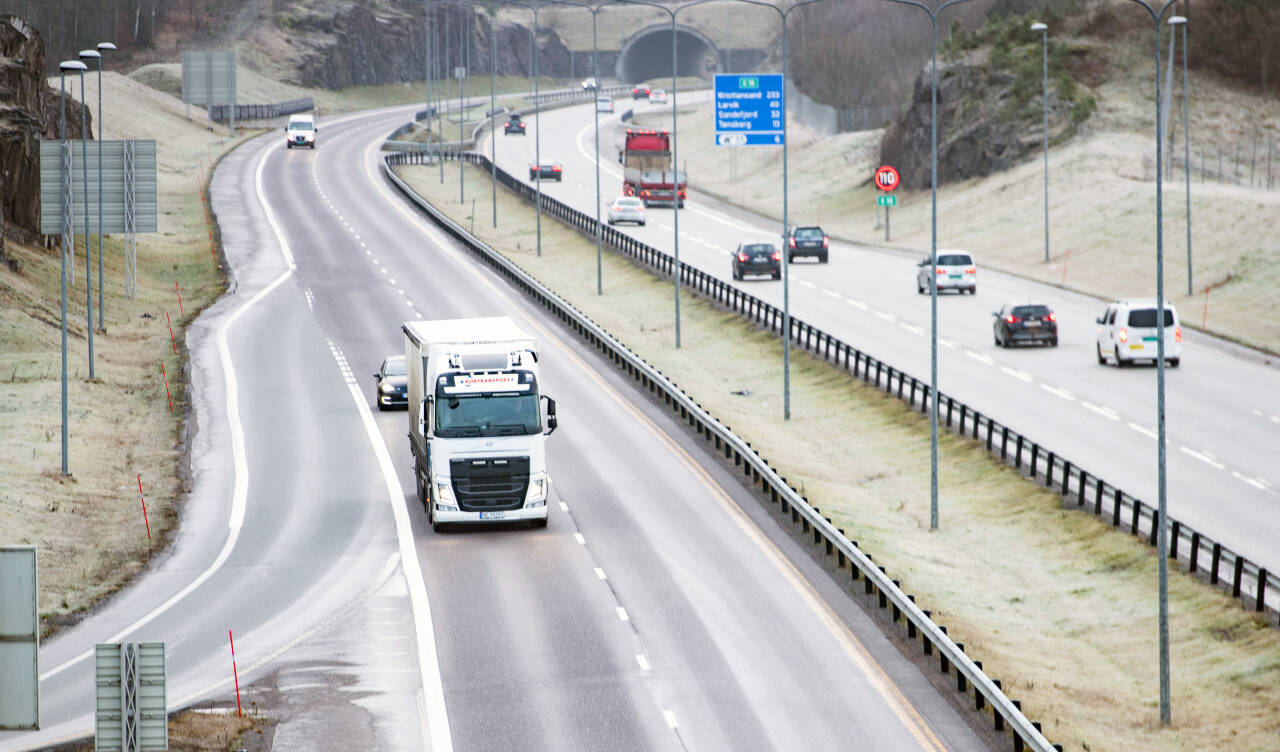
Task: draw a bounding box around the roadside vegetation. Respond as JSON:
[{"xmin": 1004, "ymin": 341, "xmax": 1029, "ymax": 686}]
[{"xmin": 395, "ymin": 160, "xmax": 1280, "ymax": 751}]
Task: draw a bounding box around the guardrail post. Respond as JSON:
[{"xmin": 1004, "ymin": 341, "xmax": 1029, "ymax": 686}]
[
  {"xmin": 1257, "ymin": 568, "xmax": 1269, "ymax": 612},
  {"xmin": 1001, "ymin": 427, "xmax": 1009, "ymax": 460},
  {"xmin": 1113, "ymin": 489, "xmax": 1123, "ymax": 528},
  {"xmin": 986, "ymin": 418, "xmax": 994, "ymax": 450},
  {"xmin": 922, "ymin": 610, "xmax": 932, "ymax": 655},
  {"xmin": 1131, "ymin": 500, "xmax": 1142, "ymax": 536},
  {"xmin": 974, "ymin": 662, "xmax": 984, "ymax": 710},
  {"xmin": 1170, "ymin": 520, "xmax": 1180, "ymax": 560},
  {"xmin": 1078, "ymin": 468, "xmax": 1087, "ymax": 506},
  {"xmin": 1015, "ymin": 434, "xmax": 1024, "ymax": 469},
  {"xmin": 1189, "ymin": 532, "xmax": 1200, "ymax": 573},
  {"xmin": 1029, "ymin": 443, "xmax": 1039, "ymax": 478},
  {"xmin": 972, "ymin": 412, "xmax": 980, "ymax": 440},
  {"xmin": 1149, "ymin": 509, "xmax": 1159, "ymax": 546},
  {"xmin": 1211, "ymin": 542, "xmax": 1222, "ymax": 584},
  {"xmin": 938, "ymin": 627, "xmax": 950, "ymax": 674},
  {"xmin": 1232, "ymin": 555, "xmax": 1244, "ymax": 598},
  {"xmin": 993, "ymin": 681, "xmax": 1004, "ymax": 731},
  {"xmin": 875, "ymin": 360, "xmax": 883, "ymax": 386},
  {"xmin": 958, "ymin": 403, "xmax": 967, "ymax": 433},
  {"xmin": 946, "ymin": 396, "xmax": 954, "ymax": 428}
]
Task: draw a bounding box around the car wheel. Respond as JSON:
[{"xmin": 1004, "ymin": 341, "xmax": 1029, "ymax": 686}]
[
  {"xmin": 310, "ymin": 143, "xmax": 315, "ymax": 149},
  {"xmin": 994, "ymin": 332, "xmax": 1001, "ymax": 347},
  {"xmin": 1096, "ymin": 344, "xmax": 1106, "ymax": 364},
  {"xmin": 607, "ymin": 219, "xmax": 614, "ymax": 226},
  {"xmin": 772, "ymin": 270, "xmax": 781, "ymax": 280},
  {"xmin": 733, "ymin": 268, "xmax": 741, "ymax": 280},
  {"xmin": 639, "ymin": 221, "xmax": 646, "ymax": 226},
  {"xmin": 1050, "ymin": 337, "xmax": 1059, "ymax": 348},
  {"xmin": 1169, "ymin": 357, "xmax": 1180, "ymax": 368},
  {"xmin": 820, "ymin": 253, "xmax": 829, "ymax": 263},
  {"xmin": 377, "ymin": 399, "xmax": 387, "ymax": 411},
  {"xmin": 286, "ymin": 143, "xmax": 292, "ymax": 149},
  {"xmin": 1115, "ymin": 346, "xmax": 1127, "ymax": 368},
  {"xmin": 969, "ymin": 286, "xmax": 977, "ymax": 295}
]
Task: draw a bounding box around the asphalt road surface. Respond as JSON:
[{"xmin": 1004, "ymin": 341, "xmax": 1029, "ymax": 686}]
[{"xmin": 487, "ymin": 96, "xmax": 1280, "ymax": 574}]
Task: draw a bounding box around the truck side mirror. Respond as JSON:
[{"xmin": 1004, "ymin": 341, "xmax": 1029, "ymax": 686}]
[
  {"xmin": 543, "ymin": 396, "xmax": 557, "ymax": 436},
  {"xmin": 420, "ymin": 397, "xmax": 431, "ymax": 436}
]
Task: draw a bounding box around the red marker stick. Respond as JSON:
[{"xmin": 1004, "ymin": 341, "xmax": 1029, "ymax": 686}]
[
  {"xmin": 137, "ymin": 474, "xmax": 151, "ymax": 539},
  {"xmin": 1061, "ymin": 249, "xmax": 1070, "ymax": 285},
  {"xmin": 175, "ymin": 281, "xmax": 184, "ymax": 318},
  {"xmin": 1202, "ymin": 287, "xmax": 1210, "ymax": 330},
  {"xmin": 161, "ymin": 362, "xmax": 173, "ymax": 413},
  {"xmin": 229, "ymin": 630, "xmax": 242, "ymax": 717},
  {"xmin": 166, "ymin": 312, "xmax": 177, "ymax": 354}
]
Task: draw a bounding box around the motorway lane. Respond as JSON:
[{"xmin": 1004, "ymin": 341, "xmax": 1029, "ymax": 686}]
[
  {"xmin": 0, "ymin": 128, "xmax": 416, "ymax": 751},
  {"xmin": 281, "ymin": 109, "xmax": 993, "ymax": 750},
  {"xmin": 488, "ymin": 100, "xmax": 1280, "ymax": 570}
]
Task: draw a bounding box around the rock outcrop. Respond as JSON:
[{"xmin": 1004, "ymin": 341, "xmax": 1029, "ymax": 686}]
[
  {"xmin": 879, "ymin": 53, "xmax": 1067, "ymax": 191},
  {"xmin": 1, "ymin": 14, "xmax": 92, "ymax": 240}
]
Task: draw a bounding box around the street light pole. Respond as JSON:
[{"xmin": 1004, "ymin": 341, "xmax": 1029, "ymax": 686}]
[
  {"xmin": 1169, "ymin": 14, "xmax": 1191, "ymax": 295},
  {"xmin": 1031, "ymin": 21, "xmax": 1048, "ymax": 264},
  {"xmin": 884, "ymin": 0, "xmax": 976, "ymax": 532},
  {"xmin": 1125, "ymin": 0, "xmax": 1179, "ymax": 728},
  {"xmin": 58, "ymin": 60, "xmax": 87, "ymax": 476},
  {"xmin": 76, "ymin": 54, "xmax": 95, "ymax": 380},
  {"xmin": 95, "ymin": 42, "xmax": 116, "ymax": 330},
  {"xmin": 490, "ymin": 3, "xmax": 498, "ymax": 227}
]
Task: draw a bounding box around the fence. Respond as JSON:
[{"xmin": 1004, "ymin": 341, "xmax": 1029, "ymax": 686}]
[
  {"xmin": 208, "ymin": 97, "xmax": 313, "ymax": 122},
  {"xmin": 382, "ymin": 150, "xmax": 1062, "ymax": 752},
  {"xmin": 386, "ymin": 146, "xmax": 1280, "ymax": 628},
  {"xmin": 1165, "ymin": 137, "xmax": 1277, "ymax": 190}
]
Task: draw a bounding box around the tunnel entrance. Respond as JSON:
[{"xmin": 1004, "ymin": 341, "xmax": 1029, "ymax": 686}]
[{"xmin": 616, "ymin": 25, "xmax": 720, "ymax": 84}]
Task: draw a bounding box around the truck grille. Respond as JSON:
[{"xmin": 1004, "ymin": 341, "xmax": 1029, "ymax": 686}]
[{"xmin": 450, "ymin": 457, "xmax": 530, "ymax": 512}]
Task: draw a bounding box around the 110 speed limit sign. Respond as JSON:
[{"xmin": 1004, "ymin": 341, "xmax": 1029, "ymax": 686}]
[{"xmin": 874, "ymin": 165, "xmax": 900, "ymax": 192}]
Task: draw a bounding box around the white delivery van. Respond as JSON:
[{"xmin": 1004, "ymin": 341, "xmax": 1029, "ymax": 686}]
[
  {"xmin": 403, "ymin": 317, "xmax": 557, "ymax": 531},
  {"xmin": 285, "ymin": 114, "xmax": 316, "ymax": 149}
]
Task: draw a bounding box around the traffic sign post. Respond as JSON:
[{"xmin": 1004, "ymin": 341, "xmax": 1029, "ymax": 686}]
[
  {"xmin": 714, "ymin": 74, "xmax": 785, "ymax": 146},
  {"xmin": 875, "ymin": 164, "xmax": 899, "ymax": 242}
]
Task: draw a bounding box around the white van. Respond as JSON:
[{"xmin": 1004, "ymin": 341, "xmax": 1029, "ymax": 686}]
[
  {"xmin": 285, "ymin": 114, "xmax": 316, "ymax": 149},
  {"xmin": 1095, "ymin": 299, "xmax": 1181, "ymax": 367}
]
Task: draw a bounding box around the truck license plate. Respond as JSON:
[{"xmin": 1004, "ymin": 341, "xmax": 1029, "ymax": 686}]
[{"xmin": 480, "ymin": 511, "xmax": 507, "ymax": 520}]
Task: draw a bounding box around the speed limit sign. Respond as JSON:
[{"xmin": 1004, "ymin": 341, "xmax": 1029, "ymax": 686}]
[{"xmin": 874, "ymin": 165, "xmax": 900, "ymax": 192}]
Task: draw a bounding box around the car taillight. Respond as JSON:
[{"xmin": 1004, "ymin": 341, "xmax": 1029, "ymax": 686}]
[
  {"xmin": 1047, "ymin": 312, "xmax": 1056, "ymax": 322},
  {"xmin": 1118, "ymin": 327, "xmax": 1128, "ymax": 343},
  {"xmin": 1005, "ymin": 315, "xmax": 1017, "ymax": 324},
  {"xmin": 771, "ymin": 251, "xmax": 782, "ymax": 261},
  {"xmin": 936, "ymin": 268, "xmax": 946, "ymax": 275},
  {"xmin": 965, "ymin": 267, "xmax": 977, "ymax": 274},
  {"xmin": 737, "ymin": 253, "xmax": 749, "ymax": 262},
  {"xmin": 822, "ymin": 237, "xmax": 829, "ymax": 248},
  {"xmin": 789, "ymin": 238, "xmax": 796, "ymax": 248},
  {"xmin": 1175, "ymin": 326, "xmax": 1182, "ymax": 343},
  {"xmin": 553, "ymin": 166, "xmax": 561, "ymax": 171}
]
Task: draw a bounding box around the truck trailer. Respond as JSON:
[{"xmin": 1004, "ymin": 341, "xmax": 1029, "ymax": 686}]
[
  {"xmin": 622, "ymin": 128, "xmax": 687, "ymax": 208},
  {"xmin": 403, "ymin": 317, "xmax": 557, "ymax": 531}
]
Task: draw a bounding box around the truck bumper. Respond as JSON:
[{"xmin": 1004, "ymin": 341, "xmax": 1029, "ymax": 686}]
[{"xmin": 433, "ymin": 505, "xmax": 549, "ymax": 524}]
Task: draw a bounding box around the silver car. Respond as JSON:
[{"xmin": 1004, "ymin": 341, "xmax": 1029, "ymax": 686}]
[
  {"xmin": 916, "ymin": 250, "xmax": 977, "ymax": 294},
  {"xmin": 607, "ymin": 196, "xmax": 646, "ymax": 226}
]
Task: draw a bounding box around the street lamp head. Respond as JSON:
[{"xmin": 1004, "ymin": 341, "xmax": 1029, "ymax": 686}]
[
  {"xmin": 1030, "ymin": 21, "xmax": 1047, "ymax": 32},
  {"xmin": 97, "ymin": 42, "xmax": 118, "ymax": 52},
  {"xmin": 59, "ymin": 60, "xmax": 88, "ymax": 72},
  {"xmin": 1167, "ymin": 15, "xmax": 1187, "ymax": 25},
  {"xmin": 79, "ymin": 50, "xmax": 101, "ymax": 60}
]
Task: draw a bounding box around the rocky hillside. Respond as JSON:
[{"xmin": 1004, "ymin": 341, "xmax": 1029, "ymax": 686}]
[{"xmin": 0, "ymin": 15, "xmax": 91, "ymax": 242}]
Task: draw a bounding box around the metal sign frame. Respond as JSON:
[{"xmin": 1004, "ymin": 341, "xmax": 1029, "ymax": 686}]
[
  {"xmin": 95, "ymin": 642, "xmax": 167, "ymax": 752},
  {"xmin": 0, "ymin": 546, "xmax": 39, "ymax": 730},
  {"xmin": 182, "ymin": 50, "xmax": 237, "ymax": 133},
  {"xmin": 714, "ymin": 73, "xmax": 785, "ymax": 146}
]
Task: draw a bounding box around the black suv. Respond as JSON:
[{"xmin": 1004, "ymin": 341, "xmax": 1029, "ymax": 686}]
[
  {"xmin": 993, "ymin": 303, "xmax": 1058, "ymax": 348},
  {"xmin": 732, "ymin": 243, "xmax": 782, "ymax": 280},
  {"xmin": 504, "ymin": 113, "xmax": 526, "ymax": 135},
  {"xmin": 787, "ymin": 226, "xmax": 829, "ymax": 263}
]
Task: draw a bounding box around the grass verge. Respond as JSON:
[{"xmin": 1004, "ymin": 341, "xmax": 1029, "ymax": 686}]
[{"xmin": 396, "ymin": 160, "xmax": 1280, "ymax": 752}]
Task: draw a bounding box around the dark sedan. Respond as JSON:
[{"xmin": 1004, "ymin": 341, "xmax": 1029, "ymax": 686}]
[
  {"xmin": 529, "ymin": 160, "xmax": 563, "ymax": 181},
  {"xmin": 993, "ymin": 303, "xmax": 1058, "ymax": 348},
  {"xmin": 504, "ymin": 114, "xmax": 526, "ymax": 135},
  {"xmin": 787, "ymin": 225, "xmax": 829, "ymax": 263},
  {"xmin": 732, "ymin": 243, "xmax": 782, "ymax": 280},
  {"xmin": 374, "ymin": 355, "xmax": 408, "ymax": 410},
  {"xmin": 632, "ymin": 85, "xmax": 651, "ymax": 100}
]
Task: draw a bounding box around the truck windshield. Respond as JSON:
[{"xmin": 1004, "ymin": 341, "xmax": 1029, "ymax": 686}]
[{"xmin": 435, "ymin": 371, "xmax": 542, "ymax": 437}]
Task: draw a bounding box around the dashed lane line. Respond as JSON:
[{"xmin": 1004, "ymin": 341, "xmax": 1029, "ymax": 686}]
[
  {"xmin": 1082, "ymin": 402, "xmax": 1119, "ymax": 421},
  {"xmin": 1040, "ymin": 383, "xmax": 1074, "ymax": 401},
  {"xmin": 1129, "ymin": 423, "xmax": 1157, "ymax": 439},
  {"xmin": 1001, "ymin": 366, "xmax": 1032, "ymax": 382},
  {"xmin": 964, "ymin": 350, "xmax": 993, "ymax": 365},
  {"xmin": 1180, "ymin": 446, "xmax": 1225, "ymax": 470}
]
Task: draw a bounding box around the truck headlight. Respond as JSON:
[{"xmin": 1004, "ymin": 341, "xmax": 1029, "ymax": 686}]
[
  {"xmin": 434, "ymin": 480, "xmax": 457, "ymax": 510},
  {"xmin": 525, "ymin": 474, "xmax": 548, "ymax": 507}
]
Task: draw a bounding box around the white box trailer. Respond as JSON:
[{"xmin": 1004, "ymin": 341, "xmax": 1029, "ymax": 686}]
[{"xmin": 403, "ymin": 317, "xmax": 557, "ymax": 531}]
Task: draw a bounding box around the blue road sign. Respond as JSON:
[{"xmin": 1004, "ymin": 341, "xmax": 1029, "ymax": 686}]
[{"xmin": 714, "ymin": 74, "xmax": 785, "ymax": 146}]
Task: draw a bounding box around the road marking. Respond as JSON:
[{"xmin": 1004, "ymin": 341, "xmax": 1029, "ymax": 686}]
[
  {"xmin": 821, "ymin": 288, "xmax": 840, "ymax": 299},
  {"xmin": 899, "ymin": 322, "xmax": 925, "ymax": 336},
  {"xmin": 1001, "ymin": 366, "xmax": 1032, "ymax": 382},
  {"xmin": 796, "ymin": 279, "xmax": 816, "ymax": 289},
  {"xmin": 663, "ymin": 710, "xmax": 678, "ymax": 729},
  {"xmin": 574, "ymin": 532, "xmax": 586, "ymax": 545},
  {"xmin": 1180, "ymin": 446, "xmax": 1225, "ymax": 470},
  {"xmin": 845, "ymin": 298, "xmax": 868, "ymax": 310},
  {"xmin": 1082, "ymin": 402, "xmax": 1119, "ymax": 421},
  {"xmin": 616, "ymin": 607, "xmax": 629, "ymax": 622},
  {"xmin": 1233, "ymin": 471, "xmax": 1267, "ymax": 491},
  {"xmin": 1253, "ymin": 409, "xmax": 1263, "ymax": 417},
  {"xmin": 636, "ymin": 654, "xmax": 651, "ymax": 671},
  {"xmin": 1040, "ymin": 383, "xmax": 1074, "ymax": 401},
  {"xmin": 398, "ymin": 289, "xmax": 406, "ymax": 296},
  {"xmin": 874, "ymin": 310, "xmax": 896, "ymax": 323},
  {"xmin": 1271, "ymin": 415, "xmax": 1280, "ymax": 425},
  {"xmin": 939, "ymin": 338, "xmax": 959, "ymax": 349},
  {"xmin": 1129, "ymin": 423, "xmax": 1157, "ymax": 439},
  {"xmin": 559, "ymin": 501, "xmax": 569, "ymax": 512},
  {"xmin": 964, "ymin": 350, "xmax": 993, "ymax": 365},
  {"xmin": 594, "ymin": 567, "xmax": 607, "ymax": 580},
  {"xmin": 389, "ymin": 278, "xmax": 397, "ymax": 285}
]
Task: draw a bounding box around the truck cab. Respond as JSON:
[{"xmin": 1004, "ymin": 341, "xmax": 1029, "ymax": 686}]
[{"xmin": 404, "ymin": 317, "xmax": 557, "ymax": 531}]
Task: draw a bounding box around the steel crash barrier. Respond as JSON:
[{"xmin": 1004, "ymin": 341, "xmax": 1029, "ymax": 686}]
[
  {"xmin": 209, "ymin": 97, "xmax": 313, "ymax": 122},
  {"xmin": 383, "ymin": 147, "xmax": 1280, "ymax": 630},
  {"xmin": 382, "ymin": 150, "xmax": 1061, "ymax": 752}
]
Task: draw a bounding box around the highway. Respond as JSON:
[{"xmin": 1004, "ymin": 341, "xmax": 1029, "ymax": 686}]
[
  {"xmin": 3, "ymin": 103, "xmax": 994, "ymax": 751},
  {"xmin": 486, "ymin": 97, "xmax": 1280, "ymax": 573}
]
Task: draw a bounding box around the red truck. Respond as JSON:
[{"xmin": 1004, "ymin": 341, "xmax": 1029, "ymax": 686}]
[{"xmin": 622, "ymin": 128, "xmax": 687, "ymax": 208}]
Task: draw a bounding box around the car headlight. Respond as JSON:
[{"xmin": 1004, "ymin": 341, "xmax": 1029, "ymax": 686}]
[
  {"xmin": 434, "ymin": 480, "xmax": 457, "ymax": 510},
  {"xmin": 525, "ymin": 473, "xmax": 548, "ymax": 506},
  {"xmin": 379, "ymin": 381, "xmax": 396, "ymax": 393}
]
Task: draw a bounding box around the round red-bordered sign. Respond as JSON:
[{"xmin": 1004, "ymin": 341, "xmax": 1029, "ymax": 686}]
[{"xmin": 874, "ymin": 165, "xmax": 900, "ymax": 192}]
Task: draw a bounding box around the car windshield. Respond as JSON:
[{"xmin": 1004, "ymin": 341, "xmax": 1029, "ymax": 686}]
[
  {"xmin": 745, "ymin": 244, "xmax": 775, "ymax": 255},
  {"xmin": 288, "ymin": 121, "xmax": 312, "ymax": 131},
  {"xmin": 1127, "ymin": 308, "xmax": 1175, "ymax": 327},
  {"xmin": 794, "ymin": 227, "xmax": 824, "ymax": 239},
  {"xmin": 937, "ymin": 254, "xmax": 972, "ymax": 266},
  {"xmin": 616, "ymin": 198, "xmax": 642, "ymax": 207},
  {"xmin": 1012, "ymin": 305, "xmax": 1051, "ymax": 318},
  {"xmin": 598, "ymin": 97, "xmax": 611, "ymax": 103},
  {"xmin": 383, "ymin": 357, "xmax": 406, "ymax": 376}
]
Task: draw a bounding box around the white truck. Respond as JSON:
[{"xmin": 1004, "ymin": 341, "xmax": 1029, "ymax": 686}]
[{"xmin": 403, "ymin": 317, "xmax": 557, "ymax": 531}]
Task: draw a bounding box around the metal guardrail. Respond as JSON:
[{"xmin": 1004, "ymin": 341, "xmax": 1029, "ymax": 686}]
[
  {"xmin": 209, "ymin": 97, "xmax": 313, "ymax": 122},
  {"xmin": 383, "ymin": 149, "xmax": 1061, "ymax": 752},
  {"xmin": 386, "ymin": 147, "xmax": 1280, "ymax": 630}
]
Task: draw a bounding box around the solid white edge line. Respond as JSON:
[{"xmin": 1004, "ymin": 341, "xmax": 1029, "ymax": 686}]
[
  {"xmin": 663, "ymin": 709, "xmax": 678, "ymax": 729},
  {"xmin": 635, "ymin": 654, "xmax": 650, "ymax": 671},
  {"xmin": 616, "ymin": 607, "xmax": 629, "ymax": 622}
]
